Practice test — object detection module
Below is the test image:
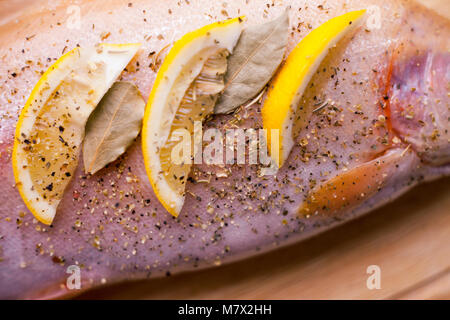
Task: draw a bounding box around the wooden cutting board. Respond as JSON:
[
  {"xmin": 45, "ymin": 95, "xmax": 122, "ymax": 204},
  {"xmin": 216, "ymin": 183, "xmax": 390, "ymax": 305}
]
[{"xmin": 2, "ymin": 0, "xmax": 449, "ymax": 300}]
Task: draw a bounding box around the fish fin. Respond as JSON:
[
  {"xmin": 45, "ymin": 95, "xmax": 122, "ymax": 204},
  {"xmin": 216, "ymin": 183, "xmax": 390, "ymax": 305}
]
[{"xmin": 299, "ymin": 148, "xmax": 413, "ymax": 216}]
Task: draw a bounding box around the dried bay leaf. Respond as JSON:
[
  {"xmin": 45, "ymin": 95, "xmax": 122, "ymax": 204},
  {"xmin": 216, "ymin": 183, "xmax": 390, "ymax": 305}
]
[
  {"xmin": 214, "ymin": 9, "xmax": 289, "ymax": 114},
  {"xmin": 83, "ymin": 81, "xmax": 145, "ymax": 174}
]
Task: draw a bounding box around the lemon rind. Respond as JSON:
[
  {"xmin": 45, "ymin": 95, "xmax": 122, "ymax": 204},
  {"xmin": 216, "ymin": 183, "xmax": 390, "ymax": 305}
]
[
  {"xmin": 142, "ymin": 18, "xmax": 244, "ymax": 216},
  {"xmin": 13, "ymin": 43, "xmax": 141, "ymax": 225},
  {"xmin": 262, "ymin": 10, "xmax": 366, "ymax": 167}
]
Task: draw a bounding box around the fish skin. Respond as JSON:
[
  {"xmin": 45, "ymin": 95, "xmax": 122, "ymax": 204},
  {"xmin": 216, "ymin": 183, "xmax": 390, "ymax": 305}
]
[{"xmin": 0, "ymin": 0, "xmax": 449, "ymax": 299}]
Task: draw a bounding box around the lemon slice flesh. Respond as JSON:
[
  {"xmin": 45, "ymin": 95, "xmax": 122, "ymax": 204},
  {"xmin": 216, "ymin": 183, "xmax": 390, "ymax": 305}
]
[
  {"xmin": 142, "ymin": 18, "xmax": 244, "ymax": 216},
  {"xmin": 262, "ymin": 10, "xmax": 366, "ymax": 167},
  {"xmin": 13, "ymin": 43, "xmax": 141, "ymax": 225}
]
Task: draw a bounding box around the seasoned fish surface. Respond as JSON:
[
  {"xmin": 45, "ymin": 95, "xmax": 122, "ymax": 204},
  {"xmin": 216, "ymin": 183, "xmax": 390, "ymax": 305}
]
[{"xmin": 0, "ymin": 0, "xmax": 448, "ymax": 298}]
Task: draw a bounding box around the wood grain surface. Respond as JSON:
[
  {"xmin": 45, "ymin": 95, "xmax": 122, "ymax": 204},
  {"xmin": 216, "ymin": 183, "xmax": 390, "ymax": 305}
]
[{"xmin": 1, "ymin": 0, "xmax": 449, "ymax": 300}]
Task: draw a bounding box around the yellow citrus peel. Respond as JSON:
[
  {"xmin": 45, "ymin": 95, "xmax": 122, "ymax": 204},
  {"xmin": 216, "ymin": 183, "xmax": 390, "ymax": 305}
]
[
  {"xmin": 13, "ymin": 43, "xmax": 141, "ymax": 224},
  {"xmin": 142, "ymin": 18, "xmax": 244, "ymax": 216},
  {"xmin": 262, "ymin": 10, "xmax": 366, "ymax": 167}
]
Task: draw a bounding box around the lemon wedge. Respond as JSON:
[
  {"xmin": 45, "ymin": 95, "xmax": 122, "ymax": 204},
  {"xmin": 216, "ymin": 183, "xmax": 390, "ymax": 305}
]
[
  {"xmin": 262, "ymin": 10, "xmax": 366, "ymax": 167},
  {"xmin": 142, "ymin": 18, "xmax": 244, "ymax": 216},
  {"xmin": 13, "ymin": 43, "xmax": 141, "ymax": 225}
]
